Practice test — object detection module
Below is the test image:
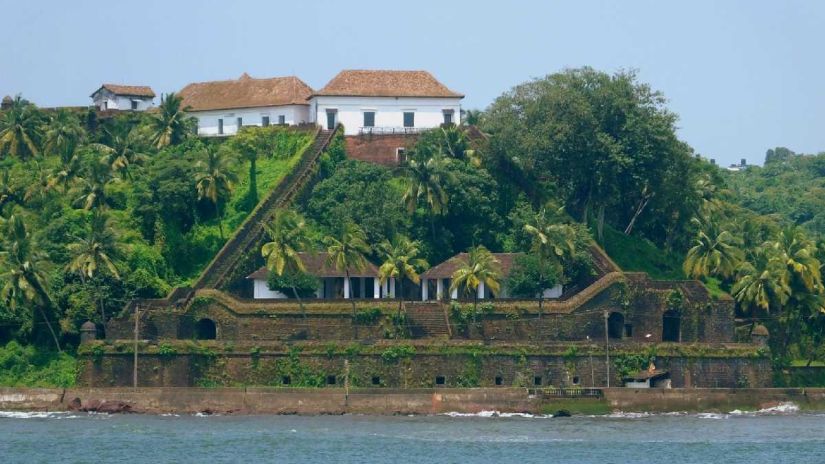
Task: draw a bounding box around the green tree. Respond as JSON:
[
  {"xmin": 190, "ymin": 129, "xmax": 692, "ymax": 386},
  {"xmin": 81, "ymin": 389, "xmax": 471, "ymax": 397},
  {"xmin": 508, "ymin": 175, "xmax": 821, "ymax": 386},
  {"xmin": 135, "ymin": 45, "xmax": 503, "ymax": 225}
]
[
  {"xmin": 42, "ymin": 108, "xmax": 84, "ymax": 159},
  {"xmin": 73, "ymin": 160, "xmax": 116, "ymax": 211},
  {"xmin": 683, "ymin": 216, "xmax": 741, "ymax": 280},
  {"xmin": 523, "ymin": 207, "xmax": 577, "ymax": 312},
  {"xmin": 450, "ymin": 245, "xmax": 501, "ymax": 314},
  {"xmin": 324, "ymin": 222, "xmax": 371, "ymax": 319},
  {"xmin": 0, "ymin": 215, "xmax": 61, "ymax": 351},
  {"xmin": 506, "ymin": 253, "xmax": 563, "ymax": 300},
  {"xmin": 403, "ymin": 155, "xmax": 451, "ymax": 241},
  {"xmin": 261, "ymin": 209, "xmax": 313, "ymax": 316},
  {"xmin": 92, "ymin": 128, "xmax": 148, "ymax": 179},
  {"xmin": 66, "ymin": 211, "xmax": 123, "ymax": 327},
  {"xmin": 377, "ymin": 235, "xmax": 428, "ymax": 317},
  {"xmin": 0, "ymin": 95, "xmax": 43, "ymax": 160},
  {"xmin": 194, "ymin": 146, "xmax": 237, "ymax": 240},
  {"xmin": 229, "ymin": 127, "xmax": 265, "ymax": 208},
  {"xmin": 151, "ymin": 92, "xmax": 192, "ymax": 149}
]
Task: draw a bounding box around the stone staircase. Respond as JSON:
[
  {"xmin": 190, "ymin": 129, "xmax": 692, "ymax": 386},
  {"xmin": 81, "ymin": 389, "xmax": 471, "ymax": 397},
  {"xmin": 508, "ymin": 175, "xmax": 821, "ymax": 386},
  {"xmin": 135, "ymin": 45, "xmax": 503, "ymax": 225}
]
[{"xmin": 405, "ymin": 302, "xmax": 451, "ymax": 338}]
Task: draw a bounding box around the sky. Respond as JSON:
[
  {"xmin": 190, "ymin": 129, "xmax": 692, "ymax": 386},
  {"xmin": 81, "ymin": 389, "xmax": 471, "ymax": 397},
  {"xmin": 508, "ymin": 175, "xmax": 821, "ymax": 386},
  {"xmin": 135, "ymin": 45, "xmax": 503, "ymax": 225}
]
[{"xmin": 1, "ymin": 0, "xmax": 823, "ymax": 166}]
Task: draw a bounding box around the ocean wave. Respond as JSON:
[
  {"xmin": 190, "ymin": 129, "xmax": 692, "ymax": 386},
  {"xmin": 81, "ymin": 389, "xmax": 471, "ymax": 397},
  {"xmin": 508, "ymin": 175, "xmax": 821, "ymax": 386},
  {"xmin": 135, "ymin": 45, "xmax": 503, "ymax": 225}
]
[
  {"xmin": 441, "ymin": 410, "xmax": 551, "ymax": 418},
  {"xmin": 730, "ymin": 402, "xmax": 800, "ymax": 416},
  {"xmin": 0, "ymin": 411, "xmax": 78, "ymax": 419}
]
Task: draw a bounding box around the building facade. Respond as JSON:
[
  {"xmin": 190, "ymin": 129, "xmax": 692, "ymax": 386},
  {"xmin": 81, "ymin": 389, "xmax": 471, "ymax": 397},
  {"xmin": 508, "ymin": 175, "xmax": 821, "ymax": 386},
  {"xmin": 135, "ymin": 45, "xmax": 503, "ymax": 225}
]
[
  {"xmin": 90, "ymin": 84, "xmax": 155, "ymax": 111},
  {"xmin": 178, "ymin": 74, "xmax": 313, "ymax": 136}
]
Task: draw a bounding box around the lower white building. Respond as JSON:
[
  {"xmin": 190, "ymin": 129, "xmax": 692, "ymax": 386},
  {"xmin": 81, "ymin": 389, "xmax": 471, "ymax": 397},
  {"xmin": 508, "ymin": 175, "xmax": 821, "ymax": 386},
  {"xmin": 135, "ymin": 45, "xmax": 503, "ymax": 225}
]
[
  {"xmin": 309, "ymin": 70, "xmax": 462, "ymax": 136},
  {"xmin": 178, "ymin": 74, "xmax": 313, "ymax": 136},
  {"xmin": 90, "ymin": 84, "xmax": 155, "ymax": 111}
]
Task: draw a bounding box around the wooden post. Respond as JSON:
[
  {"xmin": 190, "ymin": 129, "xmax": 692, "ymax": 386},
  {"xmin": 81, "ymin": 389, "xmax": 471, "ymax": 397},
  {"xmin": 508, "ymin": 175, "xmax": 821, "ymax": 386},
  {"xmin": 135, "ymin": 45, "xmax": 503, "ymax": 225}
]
[
  {"xmin": 133, "ymin": 305, "xmax": 140, "ymax": 390},
  {"xmin": 344, "ymin": 359, "xmax": 350, "ymax": 408},
  {"xmin": 604, "ymin": 311, "xmax": 610, "ymax": 388}
]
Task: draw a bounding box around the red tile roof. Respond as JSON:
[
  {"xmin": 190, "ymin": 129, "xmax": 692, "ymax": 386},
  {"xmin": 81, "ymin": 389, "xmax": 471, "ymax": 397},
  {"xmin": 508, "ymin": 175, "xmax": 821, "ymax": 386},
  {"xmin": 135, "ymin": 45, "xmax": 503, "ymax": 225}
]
[
  {"xmin": 421, "ymin": 253, "xmax": 520, "ymax": 279},
  {"xmin": 92, "ymin": 84, "xmax": 155, "ymax": 98},
  {"xmin": 179, "ymin": 74, "xmax": 313, "ymax": 111},
  {"xmin": 313, "ymin": 70, "xmax": 463, "ymax": 98},
  {"xmin": 247, "ymin": 252, "xmax": 379, "ymax": 279}
]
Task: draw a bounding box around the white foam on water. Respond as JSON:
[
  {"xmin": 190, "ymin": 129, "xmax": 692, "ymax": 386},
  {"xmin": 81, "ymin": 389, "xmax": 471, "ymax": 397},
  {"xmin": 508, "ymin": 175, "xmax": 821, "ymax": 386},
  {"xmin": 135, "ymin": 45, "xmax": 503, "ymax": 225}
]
[
  {"xmin": 0, "ymin": 411, "xmax": 76, "ymax": 419},
  {"xmin": 441, "ymin": 410, "xmax": 551, "ymax": 419},
  {"xmin": 730, "ymin": 402, "xmax": 800, "ymax": 416},
  {"xmin": 696, "ymin": 412, "xmax": 730, "ymax": 420}
]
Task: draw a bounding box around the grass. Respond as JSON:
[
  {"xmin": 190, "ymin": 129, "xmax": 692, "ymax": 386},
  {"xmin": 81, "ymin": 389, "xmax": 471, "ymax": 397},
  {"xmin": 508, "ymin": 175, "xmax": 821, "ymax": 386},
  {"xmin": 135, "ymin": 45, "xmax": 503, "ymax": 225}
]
[
  {"xmin": 599, "ymin": 224, "xmax": 685, "ymax": 280},
  {"xmin": 539, "ymin": 398, "xmax": 611, "ymax": 416}
]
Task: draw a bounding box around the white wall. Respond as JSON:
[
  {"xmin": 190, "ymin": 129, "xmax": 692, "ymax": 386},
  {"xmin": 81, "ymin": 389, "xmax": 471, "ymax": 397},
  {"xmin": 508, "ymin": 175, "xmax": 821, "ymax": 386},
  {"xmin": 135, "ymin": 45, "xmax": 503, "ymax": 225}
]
[
  {"xmin": 191, "ymin": 105, "xmax": 310, "ymax": 136},
  {"xmin": 252, "ymin": 279, "xmax": 289, "ymax": 299},
  {"xmin": 308, "ymin": 96, "xmax": 461, "ymax": 135},
  {"xmin": 92, "ymin": 90, "xmax": 153, "ymax": 111}
]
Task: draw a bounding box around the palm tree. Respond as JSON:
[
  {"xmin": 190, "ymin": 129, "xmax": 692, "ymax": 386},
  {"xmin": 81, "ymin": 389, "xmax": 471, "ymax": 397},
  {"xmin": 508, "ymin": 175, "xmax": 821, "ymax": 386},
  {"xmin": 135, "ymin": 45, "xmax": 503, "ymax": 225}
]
[
  {"xmin": 378, "ymin": 235, "xmax": 428, "ymax": 317},
  {"xmin": 261, "ymin": 209, "xmax": 312, "ymax": 317},
  {"xmin": 523, "ymin": 207, "xmax": 577, "ymax": 312},
  {"xmin": 151, "ymin": 92, "xmax": 193, "ymax": 149},
  {"xmin": 195, "ymin": 146, "xmax": 237, "ymax": 239},
  {"xmin": 66, "ymin": 211, "xmax": 123, "ymax": 327},
  {"xmin": 92, "ymin": 128, "xmax": 147, "ymax": 179},
  {"xmin": 461, "ymin": 109, "xmax": 483, "ymax": 126},
  {"xmin": 73, "ymin": 160, "xmax": 116, "ymax": 211},
  {"xmin": 440, "ymin": 126, "xmax": 480, "ymax": 166},
  {"xmin": 43, "ymin": 108, "xmax": 84, "ymax": 159},
  {"xmin": 0, "ymin": 169, "xmax": 22, "ymax": 213},
  {"xmin": 47, "ymin": 150, "xmax": 82, "ymax": 193},
  {"xmin": 403, "ymin": 155, "xmax": 451, "ymax": 241},
  {"xmin": 732, "ymin": 250, "xmax": 790, "ymax": 318},
  {"xmin": 683, "ymin": 216, "xmax": 742, "ymax": 280},
  {"xmin": 324, "ymin": 222, "xmax": 371, "ymax": 319},
  {"xmin": 769, "ymin": 226, "xmax": 822, "ymax": 293},
  {"xmin": 450, "ymin": 245, "xmax": 502, "ymax": 316},
  {"xmin": 0, "ymin": 95, "xmax": 43, "ymax": 159},
  {"xmin": 0, "ymin": 215, "xmax": 61, "ymax": 351}
]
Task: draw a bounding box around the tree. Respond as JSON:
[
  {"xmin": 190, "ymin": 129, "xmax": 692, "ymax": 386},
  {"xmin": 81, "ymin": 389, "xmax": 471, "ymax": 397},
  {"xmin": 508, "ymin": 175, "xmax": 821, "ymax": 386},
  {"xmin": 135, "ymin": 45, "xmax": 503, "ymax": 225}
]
[
  {"xmin": 73, "ymin": 160, "xmax": 116, "ymax": 211},
  {"xmin": 0, "ymin": 95, "xmax": 43, "ymax": 159},
  {"xmin": 403, "ymin": 155, "xmax": 451, "ymax": 241},
  {"xmin": 261, "ymin": 209, "xmax": 313, "ymax": 316},
  {"xmin": 732, "ymin": 249, "xmax": 789, "ymax": 317},
  {"xmin": 66, "ymin": 211, "xmax": 123, "ymax": 328},
  {"xmin": 229, "ymin": 128, "xmax": 265, "ymax": 208},
  {"xmin": 506, "ymin": 253, "xmax": 562, "ymax": 300},
  {"xmin": 377, "ymin": 235, "xmax": 428, "ymax": 317},
  {"xmin": 523, "ymin": 207, "xmax": 577, "ymax": 312},
  {"xmin": 43, "ymin": 108, "xmax": 84, "ymax": 159},
  {"xmin": 450, "ymin": 245, "xmax": 501, "ymax": 314},
  {"xmin": 324, "ymin": 222, "xmax": 371, "ymax": 320},
  {"xmin": 194, "ymin": 146, "xmax": 237, "ymax": 239},
  {"xmin": 151, "ymin": 92, "xmax": 192, "ymax": 149},
  {"xmin": 0, "ymin": 215, "xmax": 61, "ymax": 351},
  {"xmin": 92, "ymin": 128, "xmax": 147, "ymax": 179},
  {"xmin": 683, "ymin": 216, "xmax": 741, "ymax": 280}
]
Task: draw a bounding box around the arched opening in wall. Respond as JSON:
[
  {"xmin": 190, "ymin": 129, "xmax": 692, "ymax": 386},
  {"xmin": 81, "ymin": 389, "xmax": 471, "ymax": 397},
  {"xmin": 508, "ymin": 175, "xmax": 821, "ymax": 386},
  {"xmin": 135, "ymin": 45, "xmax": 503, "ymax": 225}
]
[
  {"xmin": 662, "ymin": 310, "xmax": 681, "ymax": 342},
  {"xmin": 607, "ymin": 312, "xmax": 625, "ymax": 339},
  {"xmin": 194, "ymin": 318, "xmax": 217, "ymax": 340}
]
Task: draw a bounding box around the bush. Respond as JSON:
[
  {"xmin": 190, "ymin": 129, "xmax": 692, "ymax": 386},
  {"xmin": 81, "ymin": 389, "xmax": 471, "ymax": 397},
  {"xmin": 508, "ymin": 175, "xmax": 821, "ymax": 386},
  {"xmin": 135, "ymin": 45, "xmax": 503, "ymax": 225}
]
[
  {"xmin": 267, "ymin": 270, "xmax": 320, "ymax": 298},
  {"xmin": 0, "ymin": 341, "xmax": 78, "ymax": 387}
]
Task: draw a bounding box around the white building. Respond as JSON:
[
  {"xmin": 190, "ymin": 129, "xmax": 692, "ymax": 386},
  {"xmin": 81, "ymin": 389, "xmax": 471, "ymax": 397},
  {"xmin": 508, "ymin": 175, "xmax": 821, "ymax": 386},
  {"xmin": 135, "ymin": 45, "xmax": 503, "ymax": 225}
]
[
  {"xmin": 309, "ymin": 70, "xmax": 463, "ymax": 136},
  {"xmin": 178, "ymin": 73, "xmax": 314, "ymax": 136},
  {"xmin": 419, "ymin": 253, "xmax": 563, "ymax": 301},
  {"xmin": 246, "ymin": 252, "xmax": 393, "ymax": 300},
  {"xmin": 90, "ymin": 84, "xmax": 155, "ymax": 111}
]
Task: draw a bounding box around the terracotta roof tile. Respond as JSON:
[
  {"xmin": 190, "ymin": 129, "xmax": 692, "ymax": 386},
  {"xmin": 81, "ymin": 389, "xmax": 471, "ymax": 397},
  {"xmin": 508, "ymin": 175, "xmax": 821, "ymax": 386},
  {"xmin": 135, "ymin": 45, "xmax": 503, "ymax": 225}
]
[
  {"xmin": 421, "ymin": 253, "xmax": 520, "ymax": 279},
  {"xmin": 314, "ymin": 70, "xmax": 463, "ymax": 98},
  {"xmin": 92, "ymin": 84, "xmax": 156, "ymax": 98},
  {"xmin": 179, "ymin": 74, "xmax": 313, "ymax": 112},
  {"xmin": 247, "ymin": 252, "xmax": 379, "ymax": 280}
]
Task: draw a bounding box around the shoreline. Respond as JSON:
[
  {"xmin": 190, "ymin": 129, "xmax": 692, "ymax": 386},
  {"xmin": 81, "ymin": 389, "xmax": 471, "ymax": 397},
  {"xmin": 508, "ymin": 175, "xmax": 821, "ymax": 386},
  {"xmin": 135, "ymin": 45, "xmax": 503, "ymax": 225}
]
[{"xmin": 2, "ymin": 387, "xmax": 825, "ymax": 416}]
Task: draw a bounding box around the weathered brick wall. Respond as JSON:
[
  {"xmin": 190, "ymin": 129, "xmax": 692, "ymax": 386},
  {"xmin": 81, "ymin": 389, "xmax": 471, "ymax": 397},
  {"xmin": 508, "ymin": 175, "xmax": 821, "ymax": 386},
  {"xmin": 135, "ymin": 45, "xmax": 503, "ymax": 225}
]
[
  {"xmin": 78, "ymin": 351, "xmax": 771, "ymax": 389},
  {"xmin": 344, "ymin": 134, "xmax": 418, "ymax": 166}
]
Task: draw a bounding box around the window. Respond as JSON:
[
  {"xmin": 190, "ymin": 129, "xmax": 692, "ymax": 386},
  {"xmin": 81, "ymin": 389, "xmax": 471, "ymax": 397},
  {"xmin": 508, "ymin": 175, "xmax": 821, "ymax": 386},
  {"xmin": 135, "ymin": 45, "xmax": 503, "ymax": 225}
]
[
  {"xmin": 403, "ymin": 112, "xmax": 414, "ymax": 128},
  {"xmin": 533, "ymin": 376, "xmax": 542, "ymax": 386},
  {"xmin": 131, "ymin": 100, "xmax": 138, "ymax": 110},
  {"xmin": 218, "ymin": 119, "xmax": 224, "ymax": 135},
  {"xmin": 363, "ymin": 111, "xmax": 375, "ymax": 127},
  {"xmin": 282, "ymin": 376, "xmax": 291, "ymax": 385},
  {"xmin": 278, "ymin": 115, "xmax": 285, "ymax": 125},
  {"xmin": 326, "ymin": 110, "xmax": 337, "ymax": 130},
  {"xmin": 237, "ymin": 117, "xmax": 243, "ymax": 129},
  {"xmin": 326, "ymin": 375, "xmax": 337, "ymax": 385},
  {"xmin": 372, "ymin": 376, "xmax": 381, "ymax": 386},
  {"xmin": 396, "ymin": 148, "xmax": 407, "ymax": 164},
  {"xmin": 262, "ymin": 116, "xmax": 270, "ymax": 127},
  {"xmin": 572, "ymin": 376, "xmax": 580, "ymax": 385},
  {"xmin": 495, "ymin": 376, "xmax": 503, "ymax": 386},
  {"xmin": 435, "ymin": 376, "xmax": 445, "ymax": 385},
  {"xmin": 625, "ymin": 324, "xmax": 634, "ymax": 338},
  {"xmin": 443, "ymin": 110, "xmax": 453, "ymax": 125}
]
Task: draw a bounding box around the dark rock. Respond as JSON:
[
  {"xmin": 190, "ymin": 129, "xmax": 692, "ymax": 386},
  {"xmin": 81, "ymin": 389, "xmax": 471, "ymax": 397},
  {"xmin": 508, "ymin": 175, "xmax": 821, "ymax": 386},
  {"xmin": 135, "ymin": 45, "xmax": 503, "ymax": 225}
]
[
  {"xmin": 553, "ymin": 409, "xmax": 572, "ymax": 417},
  {"xmin": 67, "ymin": 397, "xmax": 82, "ymax": 411}
]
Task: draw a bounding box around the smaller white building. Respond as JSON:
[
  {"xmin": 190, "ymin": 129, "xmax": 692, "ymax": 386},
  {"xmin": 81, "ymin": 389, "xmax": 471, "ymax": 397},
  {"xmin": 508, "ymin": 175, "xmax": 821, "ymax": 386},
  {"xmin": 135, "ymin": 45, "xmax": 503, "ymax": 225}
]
[
  {"xmin": 622, "ymin": 369, "xmax": 671, "ymax": 389},
  {"xmin": 246, "ymin": 252, "xmax": 391, "ymax": 300},
  {"xmin": 420, "ymin": 253, "xmax": 563, "ymax": 301},
  {"xmin": 90, "ymin": 84, "xmax": 155, "ymax": 111},
  {"xmin": 309, "ymin": 70, "xmax": 463, "ymax": 136},
  {"xmin": 178, "ymin": 73, "xmax": 313, "ymax": 136}
]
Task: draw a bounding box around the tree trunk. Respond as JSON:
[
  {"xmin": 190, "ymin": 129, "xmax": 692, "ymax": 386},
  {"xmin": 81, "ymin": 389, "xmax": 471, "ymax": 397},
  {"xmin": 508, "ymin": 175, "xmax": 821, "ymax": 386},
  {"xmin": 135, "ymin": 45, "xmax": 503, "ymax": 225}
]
[
  {"xmin": 597, "ymin": 204, "xmax": 606, "ymax": 242},
  {"xmin": 624, "ymin": 194, "xmax": 652, "ymax": 235},
  {"xmin": 216, "ymin": 201, "xmax": 225, "ymax": 240},
  {"xmin": 292, "ymin": 286, "xmax": 306, "ymax": 319},
  {"xmin": 97, "ymin": 277, "xmax": 106, "ymax": 338},
  {"xmin": 37, "ymin": 305, "xmax": 62, "ymax": 353},
  {"xmin": 347, "ymin": 271, "xmax": 358, "ymax": 339},
  {"xmin": 248, "ymin": 156, "xmax": 258, "ymax": 205},
  {"xmin": 29, "ymin": 274, "xmax": 61, "ymax": 352}
]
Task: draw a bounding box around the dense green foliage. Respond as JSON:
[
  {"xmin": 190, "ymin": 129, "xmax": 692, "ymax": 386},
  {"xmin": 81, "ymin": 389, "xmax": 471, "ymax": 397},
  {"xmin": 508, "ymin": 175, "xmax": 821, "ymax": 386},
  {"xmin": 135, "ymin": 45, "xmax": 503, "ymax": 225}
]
[{"xmin": 0, "ymin": 341, "xmax": 77, "ymax": 387}]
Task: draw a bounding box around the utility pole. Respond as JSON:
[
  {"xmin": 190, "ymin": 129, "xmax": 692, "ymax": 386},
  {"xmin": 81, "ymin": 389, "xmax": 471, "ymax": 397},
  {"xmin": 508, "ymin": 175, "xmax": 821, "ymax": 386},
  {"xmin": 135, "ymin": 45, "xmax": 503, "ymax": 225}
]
[
  {"xmin": 133, "ymin": 305, "xmax": 140, "ymax": 390},
  {"xmin": 587, "ymin": 336, "xmax": 594, "ymax": 388},
  {"xmin": 604, "ymin": 311, "xmax": 610, "ymax": 388}
]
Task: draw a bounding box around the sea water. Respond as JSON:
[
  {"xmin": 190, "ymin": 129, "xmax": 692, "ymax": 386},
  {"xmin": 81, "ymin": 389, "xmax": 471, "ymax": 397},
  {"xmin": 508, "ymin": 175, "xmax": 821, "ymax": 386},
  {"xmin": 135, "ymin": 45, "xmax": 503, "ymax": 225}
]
[{"xmin": 1, "ymin": 404, "xmax": 823, "ymax": 463}]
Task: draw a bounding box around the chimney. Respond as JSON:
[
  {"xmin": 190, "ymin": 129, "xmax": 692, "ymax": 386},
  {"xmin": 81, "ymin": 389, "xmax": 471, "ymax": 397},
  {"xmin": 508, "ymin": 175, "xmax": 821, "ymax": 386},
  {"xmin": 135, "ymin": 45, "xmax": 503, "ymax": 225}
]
[{"xmin": 741, "ymin": 158, "xmax": 746, "ymax": 167}]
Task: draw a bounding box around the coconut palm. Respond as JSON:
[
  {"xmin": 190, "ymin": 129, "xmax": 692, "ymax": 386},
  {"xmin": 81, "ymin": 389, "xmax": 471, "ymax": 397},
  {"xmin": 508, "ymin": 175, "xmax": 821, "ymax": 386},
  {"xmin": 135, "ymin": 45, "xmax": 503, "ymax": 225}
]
[
  {"xmin": 92, "ymin": 128, "xmax": 147, "ymax": 179},
  {"xmin": 440, "ymin": 126, "xmax": 480, "ymax": 166},
  {"xmin": 194, "ymin": 146, "xmax": 237, "ymax": 240},
  {"xmin": 683, "ymin": 216, "xmax": 742, "ymax": 280},
  {"xmin": 324, "ymin": 222, "xmax": 371, "ymax": 319},
  {"xmin": 523, "ymin": 207, "xmax": 577, "ymax": 312},
  {"xmin": 43, "ymin": 108, "xmax": 84, "ymax": 159},
  {"xmin": 403, "ymin": 155, "xmax": 452, "ymax": 240},
  {"xmin": 0, "ymin": 95, "xmax": 43, "ymax": 159},
  {"xmin": 732, "ymin": 250, "xmax": 790, "ymax": 316},
  {"xmin": 47, "ymin": 150, "xmax": 83, "ymax": 193},
  {"xmin": 377, "ymin": 235, "xmax": 428, "ymax": 317},
  {"xmin": 66, "ymin": 211, "xmax": 123, "ymax": 327},
  {"xmin": 0, "ymin": 215, "xmax": 61, "ymax": 351},
  {"xmin": 450, "ymin": 245, "xmax": 502, "ymax": 314},
  {"xmin": 73, "ymin": 161, "xmax": 116, "ymax": 211},
  {"xmin": 151, "ymin": 93, "xmax": 193, "ymax": 149},
  {"xmin": 769, "ymin": 226, "xmax": 822, "ymax": 293},
  {"xmin": 261, "ymin": 209, "xmax": 312, "ymax": 316},
  {"xmin": 0, "ymin": 169, "xmax": 22, "ymax": 213}
]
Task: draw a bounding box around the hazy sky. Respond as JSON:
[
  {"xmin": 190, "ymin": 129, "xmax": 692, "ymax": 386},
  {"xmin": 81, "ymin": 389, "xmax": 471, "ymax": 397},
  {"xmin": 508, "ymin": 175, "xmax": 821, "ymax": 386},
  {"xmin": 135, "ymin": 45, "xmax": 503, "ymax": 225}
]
[{"xmin": 1, "ymin": 0, "xmax": 822, "ymax": 166}]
